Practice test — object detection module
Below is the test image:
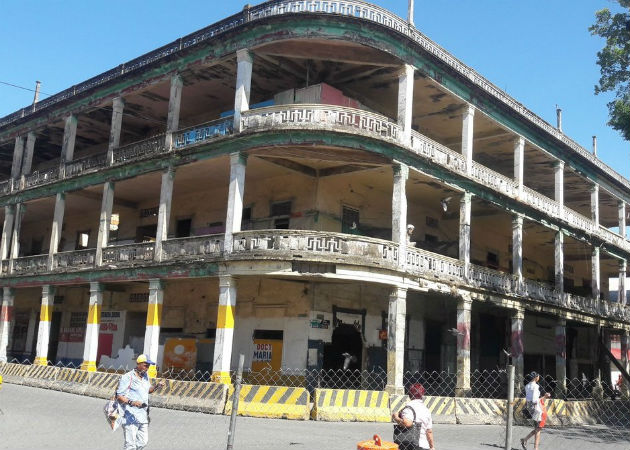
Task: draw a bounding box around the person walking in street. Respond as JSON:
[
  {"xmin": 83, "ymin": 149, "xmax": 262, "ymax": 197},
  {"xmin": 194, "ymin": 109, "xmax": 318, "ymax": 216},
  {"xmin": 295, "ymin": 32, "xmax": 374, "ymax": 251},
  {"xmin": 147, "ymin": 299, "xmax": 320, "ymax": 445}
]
[
  {"xmin": 520, "ymin": 371, "xmax": 550, "ymax": 450},
  {"xmin": 116, "ymin": 354, "xmax": 165, "ymax": 450},
  {"xmin": 392, "ymin": 383, "xmax": 435, "ymax": 450}
]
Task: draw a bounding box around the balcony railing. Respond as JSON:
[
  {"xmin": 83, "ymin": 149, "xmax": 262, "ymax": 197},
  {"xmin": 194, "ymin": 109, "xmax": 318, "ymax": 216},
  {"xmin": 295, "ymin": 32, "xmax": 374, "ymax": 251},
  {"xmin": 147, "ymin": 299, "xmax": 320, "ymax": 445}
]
[
  {"xmin": 102, "ymin": 243, "xmax": 155, "ymax": 265},
  {"xmin": 405, "ymin": 247, "xmax": 463, "ymax": 281},
  {"xmin": 53, "ymin": 249, "xmax": 96, "ymax": 270},
  {"xmin": 65, "ymin": 154, "xmax": 108, "ymax": 178},
  {"xmin": 11, "ymin": 255, "xmax": 49, "ymax": 274},
  {"xmin": 113, "ymin": 135, "xmax": 167, "ymax": 164},
  {"xmin": 23, "ymin": 167, "xmax": 60, "ymax": 189},
  {"xmin": 161, "ymin": 235, "xmax": 224, "ymax": 260},
  {"xmin": 173, "ymin": 118, "xmax": 233, "ymax": 149}
]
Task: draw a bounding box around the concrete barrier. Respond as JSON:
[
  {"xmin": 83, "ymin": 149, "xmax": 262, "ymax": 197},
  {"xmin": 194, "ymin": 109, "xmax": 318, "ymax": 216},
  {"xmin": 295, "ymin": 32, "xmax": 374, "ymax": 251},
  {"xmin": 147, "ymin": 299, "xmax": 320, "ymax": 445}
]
[
  {"xmin": 87, "ymin": 372, "xmax": 122, "ymax": 399},
  {"xmin": 225, "ymin": 384, "xmax": 309, "ymax": 420},
  {"xmin": 312, "ymin": 388, "xmax": 390, "ymax": 422},
  {"xmin": 52, "ymin": 367, "xmax": 93, "ymax": 395},
  {"xmin": 22, "ymin": 364, "xmax": 60, "ymax": 389},
  {"xmin": 0, "ymin": 363, "xmax": 30, "ymax": 385},
  {"xmin": 389, "ymin": 394, "xmax": 456, "ymax": 424},
  {"xmin": 161, "ymin": 379, "xmax": 228, "ymax": 414},
  {"xmin": 455, "ymin": 397, "xmax": 506, "ymax": 425}
]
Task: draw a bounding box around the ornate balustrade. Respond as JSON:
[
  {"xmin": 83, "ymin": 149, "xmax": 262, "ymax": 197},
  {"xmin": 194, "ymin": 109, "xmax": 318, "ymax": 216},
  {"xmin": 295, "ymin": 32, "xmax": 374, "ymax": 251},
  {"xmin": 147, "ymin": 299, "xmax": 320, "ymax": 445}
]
[
  {"xmin": 1, "ymin": 260, "xmax": 8, "ymax": 274},
  {"xmin": 521, "ymin": 186, "xmax": 561, "ymax": 218},
  {"xmin": 65, "ymin": 154, "xmax": 108, "ymax": 178},
  {"xmin": 468, "ymin": 265, "xmax": 516, "ymax": 293},
  {"xmin": 563, "ymin": 207, "xmax": 595, "ymax": 234},
  {"xmin": 242, "ymin": 105, "xmax": 401, "ymax": 141},
  {"xmin": 523, "ymin": 278, "xmax": 557, "ymax": 303},
  {"xmin": 101, "ymin": 243, "xmax": 155, "ymax": 265},
  {"xmin": 11, "ymin": 255, "xmax": 49, "ymax": 274},
  {"xmin": 405, "ymin": 247, "xmax": 463, "ymax": 281},
  {"xmin": 53, "ymin": 249, "xmax": 96, "ymax": 270},
  {"xmin": 161, "ymin": 235, "xmax": 224, "ymax": 260},
  {"xmin": 410, "ymin": 131, "xmax": 466, "ymax": 174},
  {"xmin": 23, "ymin": 167, "xmax": 60, "ymax": 189},
  {"xmin": 113, "ymin": 135, "xmax": 166, "ymax": 164},
  {"xmin": 173, "ymin": 118, "xmax": 233, "ymax": 149},
  {"xmin": 0, "ymin": 179, "xmax": 11, "ymax": 195}
]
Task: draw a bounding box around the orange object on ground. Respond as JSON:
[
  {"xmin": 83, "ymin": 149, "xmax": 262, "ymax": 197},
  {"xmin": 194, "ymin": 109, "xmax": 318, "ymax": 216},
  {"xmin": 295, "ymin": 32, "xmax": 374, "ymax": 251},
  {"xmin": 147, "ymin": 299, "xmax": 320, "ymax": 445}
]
[
  {"xmin": 538, "ymin": 399, "xmax": 548, "ymax": 428},
  {"xmin": 357, "ymin": 434, "xmax": 398, "ymax": 450}
]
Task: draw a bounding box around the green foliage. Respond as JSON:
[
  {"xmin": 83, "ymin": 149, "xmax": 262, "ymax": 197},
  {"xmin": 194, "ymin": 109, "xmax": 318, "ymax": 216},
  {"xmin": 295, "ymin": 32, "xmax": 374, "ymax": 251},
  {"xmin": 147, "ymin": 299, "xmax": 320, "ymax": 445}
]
[{"xmin": 589, "ymin": 0, "xmax": 630, "ymax": 141}]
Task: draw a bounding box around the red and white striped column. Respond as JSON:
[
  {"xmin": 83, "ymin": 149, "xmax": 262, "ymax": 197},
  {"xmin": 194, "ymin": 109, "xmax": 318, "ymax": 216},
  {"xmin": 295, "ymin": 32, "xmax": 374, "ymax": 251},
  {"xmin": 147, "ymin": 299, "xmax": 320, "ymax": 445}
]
[
  {"xmin": 34, "ymin": 285, "xmax": 55, "ymax": 365},
  {"xmin": 0, "ymin": 287, "xmax": 15, "ymax": 362},
  {"xmin": 143, "ymin": 279, "xmax": 164, "ymax": 379},
  {"xmin": 80, "ymin": 282, "xmax": 103, "ymax": 372}
]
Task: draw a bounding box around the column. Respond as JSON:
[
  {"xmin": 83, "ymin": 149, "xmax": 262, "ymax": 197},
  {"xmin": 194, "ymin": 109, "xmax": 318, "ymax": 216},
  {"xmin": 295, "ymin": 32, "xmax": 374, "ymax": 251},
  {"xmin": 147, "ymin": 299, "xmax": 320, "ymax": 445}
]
[
  {"xmin": 621, "ymin": 330, "xmax": 629, "ymax": 397},
  {"xmin": 212, "ymin": 275, "xmax": 237, "ymax": 384},
  {"xmin": 0, "ymin": 288, "xmax": 15, "ymax": 362},
  {"xmin": 47, "ymin": 192, "xmax": 66, "ymax": 269},
  {"xmin": 154, "ymin": 167, "xmax": 175, "ymax": 261},
  {"xmin": 10, "ymin": 136, "xmax": 25, "ymax": 181},
  {"xmin": 397, "ymin": 65, "xmax": 414, "ymax": 145},
  {"xmin": 455, "ymin": 296, "xmax": 472, "ymax": 396},
  {"xmin": 8, "ymin": 204, "xmax": 26, "ymax": 272},
  {"xmin": 459, "ymin": 192, "xmax": 471, "ymax": 279},
  {"xmin": 554, "ymin": 161, "xmax": 564, "ymax": 208},
  {"xmin": 392, "ymin": 164, "xmax": 408, "ymax": 269},
  {"xmin": 510, "ymin": 307, "xmax": 525, "ymax": 385},
  {"xmin": 80, "ymin": 282, "xmax": 103, "ymax": 372},
  {"xmin": 461, "ymin": 105, "xmax": 475, "ymax": 175},
  {"xmin": 95, "ymin": 182, "xmax": 115, "ymax": 266},
  {"xmin": 143, "ymin": 279, "xmax": 164, "ymax": 379},
  {"xmin": 591, "ymin": 184, "xmax": 599, "ymax": 225},
  {"xmin": 555, "ymin": 318, "xmax": 567, "ymax": 397},
  {"xmin": 555, "ymin": 231, "xmax": 564, "ymax": 293},
  {"xmin": 619, "ymin": 201, "xmax": 626, "ymax": 239},
  {"xmin": 619, "ymin": 260, "xmax": 627, "ymax": 306},
  {"xmin": 224, "ymin": 153, "xmax": 247, "ymax": 253},
  {"xmin": 59, "ymin": 115, "xmax": 78, "ymax": 176},
  {"xmin": 233, "ymin": 49, "xmax": 253, "ymax": 133},
  {"xmin": 24, "ymin": 308, "xmax": 37, "ymax": 358},
  {"xmin": 514, "ymin": 137, "xmax": 525, "ymax": 198},
  {"xmin": 107, "ymin": 97, "xmax": 125, "ymax": 164},
  {"xmin": 512, "ymin": 214, "xmax": 523, "ymax": 290},
  {"xmin": 386, "ymin": 287, "xmax": 407, "ymax": 394},
  {"xmin": 592, "ymin": 246, "xmax": 600, "ymax": 301},
  {"xmin": 20, "ymin": 131, "xmax": 36, "ymax": 185},
  {"xmin": 34, "ymin": 285, "xmax": 55, "ymax": 365},
  {"xmin": 164, "ymin": 75, "xmax": 183, "ymax": 150},
  {"xmin": 0, "ymin": 204, "xmax": 16, "ymax": 261}
]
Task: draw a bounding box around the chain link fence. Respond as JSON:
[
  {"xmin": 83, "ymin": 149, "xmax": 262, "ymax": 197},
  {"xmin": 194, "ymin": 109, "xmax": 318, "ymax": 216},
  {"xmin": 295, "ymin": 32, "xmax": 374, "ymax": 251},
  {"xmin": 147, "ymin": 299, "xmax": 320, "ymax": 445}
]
[{"xmin": 1, "ymin": 358, "xmax": 630, "ymax": 449}]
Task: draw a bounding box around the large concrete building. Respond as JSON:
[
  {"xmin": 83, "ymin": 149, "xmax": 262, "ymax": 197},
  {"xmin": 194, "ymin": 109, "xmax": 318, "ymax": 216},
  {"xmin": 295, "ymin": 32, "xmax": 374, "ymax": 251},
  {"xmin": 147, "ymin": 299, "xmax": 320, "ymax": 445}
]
[{"xmin": 0, "ymin": 1, "xmax": 628, "ymax": 395}]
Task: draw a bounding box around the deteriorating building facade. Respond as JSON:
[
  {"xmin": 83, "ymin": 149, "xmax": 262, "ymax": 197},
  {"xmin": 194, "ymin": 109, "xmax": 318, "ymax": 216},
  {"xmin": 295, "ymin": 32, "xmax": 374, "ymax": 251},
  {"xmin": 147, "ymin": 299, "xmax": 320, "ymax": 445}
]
[{"xmin": 0, "ymin": 1, "xmax": 628, "ymax": 394}]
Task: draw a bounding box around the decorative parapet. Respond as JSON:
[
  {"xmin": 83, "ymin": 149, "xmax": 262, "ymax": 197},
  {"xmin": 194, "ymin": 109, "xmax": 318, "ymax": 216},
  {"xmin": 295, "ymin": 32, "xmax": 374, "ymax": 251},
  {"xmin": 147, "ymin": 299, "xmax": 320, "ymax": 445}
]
[
  {"xmin": 112, "ymin": 135, "xmax": 167, "ymax": 164},
  {"xmin": 65, "ymin": 154, "xmax": 108, "ymax": 178},
  {"xmin": 101, "ymin": 243, "xmax": 155, "ymax": 266},
  {"xmin": 405, "ymin": 247, "xmax": 463, "ymax": 281},
  {"xmin": 161, "ymin": 235, "xmax": 224, "ymax": 260},
  {"xmin": 173, "ymin": 118, "xmax": 233, "ymax": 149},
  {"xmin": 23, "ymin": 167, "xmax": 60, "ymax": 189},
  {"xmin": 53, "ymin": 249, "xmax": 96, "ymax": 271},
  {"xmin": 11, "ymin": 255, "xmax": 48, "ymax": 274}
]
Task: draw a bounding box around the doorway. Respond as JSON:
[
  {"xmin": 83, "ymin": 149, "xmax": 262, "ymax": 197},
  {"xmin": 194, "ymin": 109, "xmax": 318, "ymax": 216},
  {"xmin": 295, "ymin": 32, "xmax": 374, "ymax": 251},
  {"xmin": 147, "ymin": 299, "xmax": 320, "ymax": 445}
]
[{"xmin": 322, "ymin": 324, "xmax": 363, "ymax": 388}]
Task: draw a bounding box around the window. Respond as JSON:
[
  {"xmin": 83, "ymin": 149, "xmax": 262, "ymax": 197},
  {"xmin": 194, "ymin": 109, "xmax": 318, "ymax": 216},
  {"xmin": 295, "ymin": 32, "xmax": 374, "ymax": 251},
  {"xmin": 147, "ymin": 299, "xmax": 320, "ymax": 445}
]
[
  {"xmin": 342, "ymin": 206, "xmax": 359, "ymax": 234},
  {"xmin": 271, "ymin": 201, "xmax": 291, "ymax": 229},
  {"xmin": 109, "ymin": 213, "xmax": 120, "ymax": 242},
  {"xmin": 486, "ymin": 251, "xmax": 499, "ymax": 269},
  {"xmin": 176, "ymin": 218, "xmax": 192, "ymax": 238},
  {"xmin": 76, "ymin": 230, "xmax": 90, "ymax": 249},
  {"xmin": 135, "ymin": 225, "xmax": 157, "ymax": 243},
  {"xmin": 242, "ymin": 206, "xmax": 252, "ymax": 230},
  {"xmin": 31, "ymin": 238, "xmax": 43, "ymax": 255}
]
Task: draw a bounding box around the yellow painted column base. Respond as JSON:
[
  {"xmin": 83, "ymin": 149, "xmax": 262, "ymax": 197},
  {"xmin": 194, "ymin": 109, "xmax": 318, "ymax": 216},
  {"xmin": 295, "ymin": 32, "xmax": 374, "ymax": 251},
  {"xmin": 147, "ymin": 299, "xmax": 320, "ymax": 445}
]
[
  {"xmin": 80, "ymin": 361, "xmax": 97, "ymax": 372},
  {"xmin": 211, "ymin": 371, "xmax": 232, "ymax": 384},
  {"xmin": 33, "ymin": 357, "xmax": 49, "ymax": 366},
  {"xmin": 147, "ymin": 365, "xmax": 157, "ymax": 379}
]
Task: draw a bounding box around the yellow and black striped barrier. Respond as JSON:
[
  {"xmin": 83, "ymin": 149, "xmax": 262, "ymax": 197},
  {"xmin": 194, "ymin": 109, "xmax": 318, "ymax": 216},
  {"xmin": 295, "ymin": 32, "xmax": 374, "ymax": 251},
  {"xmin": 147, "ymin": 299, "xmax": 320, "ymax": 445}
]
[
  {"xmin": 0, "ymin": 363, "xmax": 30, "ymax": 384},
  {"xmin": 88, "ymin": 372, "xmax": 122, "ymax": 398},
  {"xmin": 389, "ymin": 395, "xmax": 456, "ymax": 424},
  {"xmin": 225, "ymin": 384, "xmax": 310, "ymax": 420},
  {"xmin": 456, "ymin": 397, "xmax": 506, "ymax": 424},
  {"xmin": 312, "ymin": 388, "xmax": 390, "ymax": 422},
  {"xmin": 161, "ymin": 379, "xmax": 228, "ymax": 414},
  {"xmin": 53, "ymin": 368, "xmax": 93, "ymax": 395},
  {"xmin": 23, "ymin": 364, "xmax": 60, "ymax": 389}
]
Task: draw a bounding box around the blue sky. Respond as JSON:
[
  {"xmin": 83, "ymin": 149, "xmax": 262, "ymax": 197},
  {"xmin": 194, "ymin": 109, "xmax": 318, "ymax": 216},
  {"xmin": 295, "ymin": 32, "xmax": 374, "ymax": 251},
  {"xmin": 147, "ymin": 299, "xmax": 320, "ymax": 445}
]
[{"xmin": 1, "ymin": 1, "xmax": 627, "ymax": 176}]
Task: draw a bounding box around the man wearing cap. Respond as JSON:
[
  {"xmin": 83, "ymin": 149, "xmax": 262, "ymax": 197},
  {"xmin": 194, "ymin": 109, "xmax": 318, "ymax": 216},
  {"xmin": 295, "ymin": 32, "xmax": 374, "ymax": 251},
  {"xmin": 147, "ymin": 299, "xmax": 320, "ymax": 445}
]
[
  {"xmin": 520, "ymin": 371, "xmax": 550, "ymax": 450},
  {"xmin": 116, "ymin": 354, "xmax": 165, "ymax": 450},
  {"xmin": 392, "ymin": 383, "xmax": 435, "ymax": 450}
]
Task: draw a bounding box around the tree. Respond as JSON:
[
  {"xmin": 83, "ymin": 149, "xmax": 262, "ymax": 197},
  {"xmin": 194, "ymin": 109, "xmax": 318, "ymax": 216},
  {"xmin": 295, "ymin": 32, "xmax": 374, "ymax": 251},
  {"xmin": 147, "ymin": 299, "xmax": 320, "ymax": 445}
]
[{"xmin": 589, "ymin": 0, "xmax": 630, "ymax": 141}]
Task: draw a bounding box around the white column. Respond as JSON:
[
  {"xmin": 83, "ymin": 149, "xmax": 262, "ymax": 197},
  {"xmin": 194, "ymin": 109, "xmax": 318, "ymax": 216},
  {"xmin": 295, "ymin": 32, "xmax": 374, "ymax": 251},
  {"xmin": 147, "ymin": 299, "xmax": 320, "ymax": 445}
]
[
  {"xmin": 459, "ymin": 192, "xmax": 472, "ymax": 279},
  {"xmin": 24, "ymin": 308, "xmax": 37, "ymax": 358},
  {"xmin": 514, "ymin": 137, "xmax": 524, "ymax": 198},
  {"xmin": 95, "ymin": 182, "xmax": 115, "ymax": 266},
  {"xmin": 34, "ymin": 285, "xmax": 55, "ymax": 365},
  {"xmin": 164, "ymin": 75, "xmax": 183, "ymax": 150},
  {"xmin": 555, "ymin": 231, "xmax": 564, "ymax": 293},
  {"xmin": 386, "ymin": 287, "xmax": 407, "ymax": 394},
  {"xmin": 554, "ymin": 161, "xmax": 564, "ymax": 209},
  {"xmin": 455, "ymin": 296, "xmax": 472, "ymax": 396},
  {"xmin": 555, "ymin": 318, "xmax": 567, "ymax": 396},
  {"xmin": 80, "ymin": 282, "xmax": 103, "ymax": 372},
  {"xmin": 619, "ymin": 260, "xmax": 627, "ymax": 306},
  {"xmin": 8, "ymin": 204, "xmax": 26, "ymax": 272},
  {"xmin": 591, "ymin": 184, "xmax": 599, "ymax": 225},
  {"xmin": 461, "ymin": 105, "xmax": 475, "ymax": 175},
  {"xmin": 592, "ymin": 246, "xmax": 600, "ymax": 301},
  {"xmin": 392, "ymin": 164, "xmax": 408, "ymax": 269},
  {"xmin": 10, "ymin": 136, "xmax": 25, "ymax": 181},
  {"xmin": 511, "ymin": 307, "xmax": 525, "ymax": 385},
  {"xmin": 0, "ymin": 288, "xmax": 15, "ymax": 362},
  {"xmin": 47, "ymin": 192, "xmax": 66, "ymax": 269},
  {"xmin": 233, "ymin": 49, "xmax": 253, "ymax": 133},
  {"xmin": 224, "ymin": 153, "xmax": 247, "ymax": 253},
  {"xmin": 154, "ymin": 167, "xmax": 175, "ymax": 261},
  {"xmin": 397, "ymin": 65, "xmax": 414, "ymax": 145},
  {"xmin": 21, "ymin": 131, "xmax": 36, "ymax": 183},
  {"xmin": 619, "ymin": 201, "xmax": 626, "ymax": 239},
  {"xmin": 59, "ymin": 115, "xmax": 78, "ymax": 177},
  {"xmin": 107, "ymin": 97, "xmax": 125, "ymax": 164},
  {"xmin": 512, "ymin": 214, "xmax": 523, "ymax": 289},
  {"xmin": 143, "ymin": 279, "xmax": 164, "ymax": 379},
  {"xmin": 212, "ymin": 275, "xmax": 237, "ymax": 384},
  {"xmin": 0, "ymin": 205, "xmax": 16, "ymax": 261}
]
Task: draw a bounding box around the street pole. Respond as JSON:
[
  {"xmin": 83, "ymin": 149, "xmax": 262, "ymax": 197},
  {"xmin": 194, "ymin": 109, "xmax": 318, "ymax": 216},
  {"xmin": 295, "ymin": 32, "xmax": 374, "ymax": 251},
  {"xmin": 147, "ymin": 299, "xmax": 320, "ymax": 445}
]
[
  {"xmin": 226, "ymin": 354, "xmax": 244, "ymax": 450},
  {"xmin": 505, "ymin": 364, "xmax": 515, "ymax": 450}
]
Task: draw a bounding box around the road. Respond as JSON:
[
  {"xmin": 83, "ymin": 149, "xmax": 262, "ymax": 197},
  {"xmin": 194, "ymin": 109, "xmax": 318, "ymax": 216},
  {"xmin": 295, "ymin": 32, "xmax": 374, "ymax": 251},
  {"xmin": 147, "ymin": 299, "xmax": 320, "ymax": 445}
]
[{"xmin": 0, "ymin": 383, "xmax": 628, "ymax": 450}]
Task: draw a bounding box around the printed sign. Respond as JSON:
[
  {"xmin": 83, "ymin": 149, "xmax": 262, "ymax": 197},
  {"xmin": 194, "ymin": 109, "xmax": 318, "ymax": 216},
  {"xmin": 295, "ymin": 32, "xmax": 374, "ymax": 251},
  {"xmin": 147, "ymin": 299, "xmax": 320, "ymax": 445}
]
[
  {"xmin": 251, "ymin": 339, "xmax": 283, "ymax": 372},
  {"xmin": 253, "ymin": 343, "xmax": 273, "ymax": 362}
]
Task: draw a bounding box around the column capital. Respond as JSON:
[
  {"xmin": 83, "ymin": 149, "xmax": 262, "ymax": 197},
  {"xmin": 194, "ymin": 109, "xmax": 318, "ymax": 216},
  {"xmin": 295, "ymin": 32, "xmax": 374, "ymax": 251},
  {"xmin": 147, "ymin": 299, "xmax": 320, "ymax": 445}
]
[
  {"xmin": 42, "ymin": 285, "xmax": 56, "ymax": 297},
  {"xmin": 112, "ymin": 96, "xmax": 125, "ymax": 109},
  {"xmin": 463, "ymin": 103, "xmax": 475, "ymax": 117},
  {"xmin": 590, "ymin": 183, "xmax": 599, "ymax": 193},
  {"xmin": 219, "ymin": 274, "xmax": 235, "ymax": 289},
  {"xmin": 512, "ymin": 306, "xmax": 525, "ymax": 320},
  {"xmin": 554, "ymin": 160, "xmax": 564, "ymax": 170},
  {"xmin": 392, "ymin": 162, "xmax": 409, "ymax": 180},
  {"xmin": 149, "ymin": 278, "xmax": 165, "ymax": 291},
  {"xmin": 89, "ymin": 282, "xmax": 103, "ymax": 294},
  {"xmin": 236, "ymin": 48, "xmax": 254, "ymax": 64},
  {"xmin": 556, "ymin": 317, "xmax": 566, "ymax": 327},
  {"xmin": 229, "ymin": 152, "xmax": 248, "ymax": 166},
  {"xmin": 457, "ymin": 294, "xmax": 473, "ymax": 310},
  {"xmin": 389, "ymin": 286, "xmax": 408, "ymax": 299},
  {"xmin": 396, "ymin": 64, "xmax": 415, "ymax": 78},
  {"xmin": 512, "ymin": 214, "xmax": 524, "ymax": 226}
]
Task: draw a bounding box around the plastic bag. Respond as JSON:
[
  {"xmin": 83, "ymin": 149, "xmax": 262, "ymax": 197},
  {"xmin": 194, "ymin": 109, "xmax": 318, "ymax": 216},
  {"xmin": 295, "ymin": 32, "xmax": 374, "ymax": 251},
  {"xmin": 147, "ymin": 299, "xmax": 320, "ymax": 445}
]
[{"xmin": 104, "ymin": 397, "xmax": 124, "ymax": 431}]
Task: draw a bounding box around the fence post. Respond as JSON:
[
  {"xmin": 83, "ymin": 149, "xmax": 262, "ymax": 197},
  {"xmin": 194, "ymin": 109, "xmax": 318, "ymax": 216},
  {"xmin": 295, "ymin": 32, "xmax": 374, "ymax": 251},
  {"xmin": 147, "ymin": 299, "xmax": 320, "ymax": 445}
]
[
  {"xmin": 505, "ymin": 365, "xmax": 515, "ymax": 450},
  {"xmin": 226, "ymin": 354, "xmax": 244, "ymax": 450}
]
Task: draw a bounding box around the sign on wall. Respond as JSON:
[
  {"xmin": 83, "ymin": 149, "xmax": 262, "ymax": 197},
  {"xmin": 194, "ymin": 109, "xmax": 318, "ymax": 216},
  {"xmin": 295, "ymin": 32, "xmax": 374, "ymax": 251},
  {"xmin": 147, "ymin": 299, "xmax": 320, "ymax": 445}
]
[{"xmin": 251, "ymin": 339, "xmax": 283, "ymax": 371}]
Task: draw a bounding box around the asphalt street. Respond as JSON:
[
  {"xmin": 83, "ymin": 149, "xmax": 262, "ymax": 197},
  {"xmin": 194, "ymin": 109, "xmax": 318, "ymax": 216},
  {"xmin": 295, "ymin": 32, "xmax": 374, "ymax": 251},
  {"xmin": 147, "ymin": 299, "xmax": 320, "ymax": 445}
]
[{"xmin": 0, "ymin": 383, "xmax": 628, "ymax": 450}]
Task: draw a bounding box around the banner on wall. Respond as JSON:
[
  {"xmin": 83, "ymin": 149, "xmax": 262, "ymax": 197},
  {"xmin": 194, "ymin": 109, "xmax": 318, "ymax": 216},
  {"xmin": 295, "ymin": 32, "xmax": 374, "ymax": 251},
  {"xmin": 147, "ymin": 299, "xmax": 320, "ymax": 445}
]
[{"xmin": 251, "ymin": 339, "xmax": 283, "ymax": 371}]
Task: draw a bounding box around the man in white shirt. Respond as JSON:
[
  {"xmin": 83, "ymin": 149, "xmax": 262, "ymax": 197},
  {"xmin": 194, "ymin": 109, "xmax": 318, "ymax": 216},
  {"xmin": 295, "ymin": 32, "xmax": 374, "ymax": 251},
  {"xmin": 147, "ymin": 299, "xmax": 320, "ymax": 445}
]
[
  {"xmin": 392, "ymin": 383, "xmax": 435, "ymax": 450},
  {"xmin": 520, "ymin": 371, "xmax": 550, "ymax": 450}
]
